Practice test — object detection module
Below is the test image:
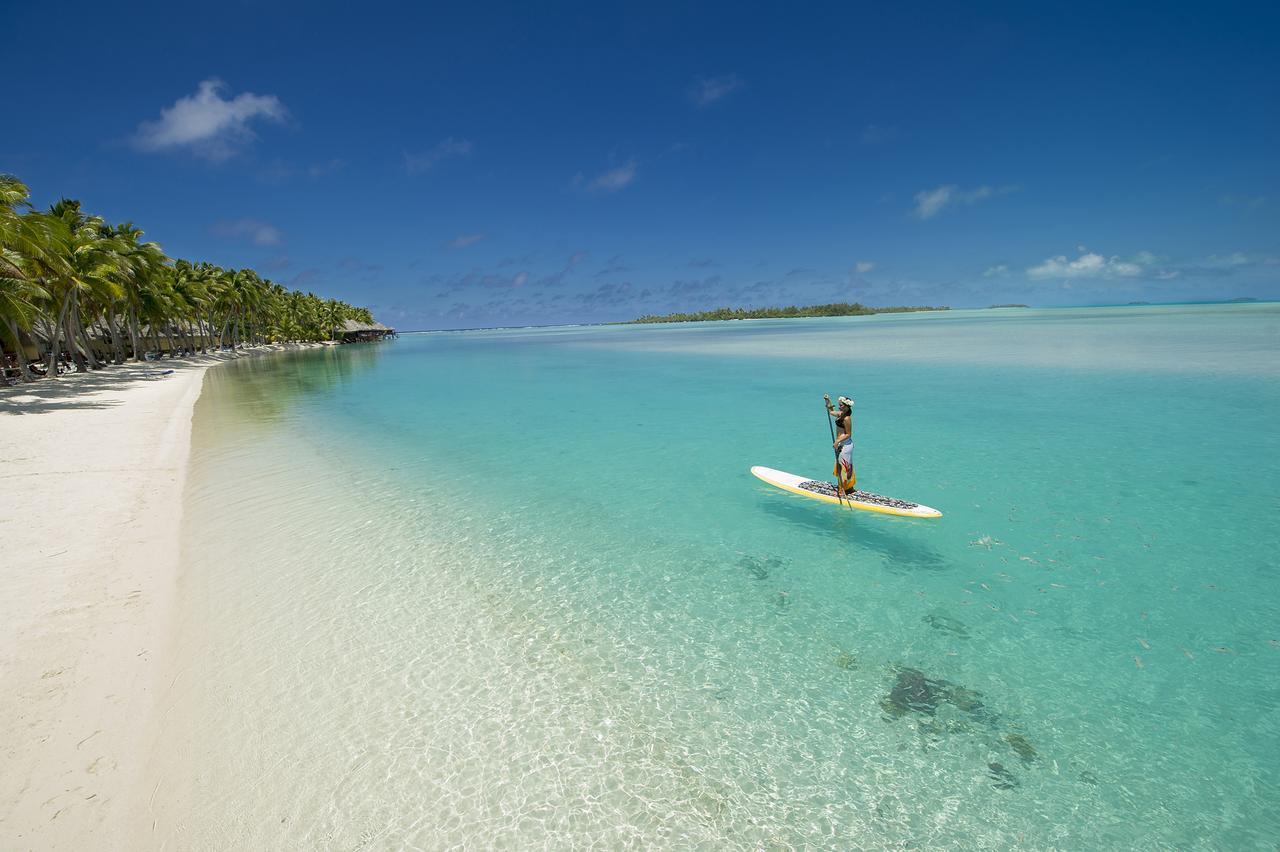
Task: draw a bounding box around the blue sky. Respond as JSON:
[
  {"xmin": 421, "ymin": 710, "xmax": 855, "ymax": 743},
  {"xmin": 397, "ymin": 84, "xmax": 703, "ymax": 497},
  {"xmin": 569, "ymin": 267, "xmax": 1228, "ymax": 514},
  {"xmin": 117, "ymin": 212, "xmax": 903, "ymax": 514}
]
[{"xmin": 5, "ymin": 1, "xmax": 1278, "ymax": 329}]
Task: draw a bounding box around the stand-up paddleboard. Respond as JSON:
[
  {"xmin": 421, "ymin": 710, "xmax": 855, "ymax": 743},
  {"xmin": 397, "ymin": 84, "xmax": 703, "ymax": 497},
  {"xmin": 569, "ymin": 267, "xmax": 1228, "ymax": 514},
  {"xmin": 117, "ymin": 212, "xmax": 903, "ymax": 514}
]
[{"xmin": 751, "ymin": 466, "xmax": 942, "ymax": 518}]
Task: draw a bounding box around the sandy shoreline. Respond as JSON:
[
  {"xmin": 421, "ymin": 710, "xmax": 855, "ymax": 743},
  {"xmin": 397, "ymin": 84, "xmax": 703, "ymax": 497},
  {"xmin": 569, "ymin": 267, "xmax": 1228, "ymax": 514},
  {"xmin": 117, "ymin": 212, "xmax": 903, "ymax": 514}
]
[{"xmin": 0, "ymin": 345, "xmax": 315, "ymax": 850}]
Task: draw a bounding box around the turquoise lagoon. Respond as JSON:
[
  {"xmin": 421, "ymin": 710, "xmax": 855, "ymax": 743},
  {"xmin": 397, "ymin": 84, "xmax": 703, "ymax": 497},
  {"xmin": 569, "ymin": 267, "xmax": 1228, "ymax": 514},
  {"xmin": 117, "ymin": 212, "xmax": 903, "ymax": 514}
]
[{"xmin": 151, "ymin": 304, "xmax": 1280, "ymax": 848}]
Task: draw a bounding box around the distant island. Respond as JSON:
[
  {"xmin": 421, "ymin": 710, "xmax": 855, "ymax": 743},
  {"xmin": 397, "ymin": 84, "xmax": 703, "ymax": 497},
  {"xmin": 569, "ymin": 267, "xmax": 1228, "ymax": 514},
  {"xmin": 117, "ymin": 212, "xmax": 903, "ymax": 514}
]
[
  {"xmin": 627, "ymin": 302, "xmax": 949, "ymax": 324},
  {"xmin": 988, "ymin": 303, "xmax": 1029, "ymax": 308}
]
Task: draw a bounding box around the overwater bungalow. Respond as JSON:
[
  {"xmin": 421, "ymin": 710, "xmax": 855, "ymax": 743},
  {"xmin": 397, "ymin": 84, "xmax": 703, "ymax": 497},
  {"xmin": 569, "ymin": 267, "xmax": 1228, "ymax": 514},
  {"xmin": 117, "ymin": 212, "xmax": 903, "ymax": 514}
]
[{"xmin": 335, "ymin": 319, "xmax": 396, "ymax": 342}]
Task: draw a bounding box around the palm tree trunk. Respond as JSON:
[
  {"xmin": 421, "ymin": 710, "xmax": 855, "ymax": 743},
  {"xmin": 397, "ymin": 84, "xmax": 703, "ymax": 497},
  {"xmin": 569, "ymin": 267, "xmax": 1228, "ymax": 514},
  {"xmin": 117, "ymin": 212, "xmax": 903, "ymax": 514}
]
[
  {"xmin": 106, "ymin": 310, "xmax": 125, "ymax": 364},
  {"xmin": 67, "ymin": 293, "xmax": 85, "ymax": 371},
  {"xmin": 5, "ymin": 319, "xmax": 35, "ymax": 382},
  {"xmin": 46, "ymin": 291, "xmax": 72, "ymax": 376},
  {"xmin": 72, "ymin": 302, "xmax": 103, "ymax": 370},
  {"xmin": 66, "ymin": 312, "xmax": 86, "ymax": 372},
  {"xmin": 129, "ymin": 309, "xmax": 142, "ymax": 362},
  {"xmin": 61, "ymin": 309, "xmax": 82, "ymax": 372}
]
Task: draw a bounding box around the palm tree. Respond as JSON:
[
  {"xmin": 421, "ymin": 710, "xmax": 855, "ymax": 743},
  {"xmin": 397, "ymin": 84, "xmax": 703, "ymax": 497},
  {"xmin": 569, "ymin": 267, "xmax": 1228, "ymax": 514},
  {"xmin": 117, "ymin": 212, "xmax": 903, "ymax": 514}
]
[
  {"xmin": 36, "ymin": 200, "xmax": 126, "ymax": 374},
  {"xmin": 3, "ymin": 173, "xmax": 386, "ymax": 381},
  {"xmin": 0, "ymin": 176, "xmax": 52, "ymax": 381},
  {"xmin": 108, "ymin": 223, "xmax": 169, "ymax": 363}
]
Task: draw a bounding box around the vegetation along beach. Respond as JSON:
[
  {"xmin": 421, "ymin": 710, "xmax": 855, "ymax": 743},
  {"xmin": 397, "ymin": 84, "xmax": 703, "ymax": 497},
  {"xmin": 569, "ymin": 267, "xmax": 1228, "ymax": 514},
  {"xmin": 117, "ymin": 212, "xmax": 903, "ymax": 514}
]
[{"xmin": 3, "ymin": 2, "xmax": 1278, "ymax": 849}]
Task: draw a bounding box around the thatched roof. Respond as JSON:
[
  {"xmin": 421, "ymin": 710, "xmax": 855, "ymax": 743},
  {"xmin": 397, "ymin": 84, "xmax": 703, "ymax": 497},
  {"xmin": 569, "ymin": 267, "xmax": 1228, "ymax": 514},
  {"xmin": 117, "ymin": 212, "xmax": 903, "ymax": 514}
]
[{"xmin": 337, "ymin": 319, "xmax": 393, "ymax": 333}]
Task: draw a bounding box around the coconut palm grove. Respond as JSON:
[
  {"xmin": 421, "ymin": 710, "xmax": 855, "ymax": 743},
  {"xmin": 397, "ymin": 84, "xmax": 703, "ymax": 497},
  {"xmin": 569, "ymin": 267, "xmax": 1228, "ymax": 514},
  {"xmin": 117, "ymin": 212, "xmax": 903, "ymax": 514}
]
[{"xmin": 1, "ymin": 174, "xmax": 381, "ymax": 382}]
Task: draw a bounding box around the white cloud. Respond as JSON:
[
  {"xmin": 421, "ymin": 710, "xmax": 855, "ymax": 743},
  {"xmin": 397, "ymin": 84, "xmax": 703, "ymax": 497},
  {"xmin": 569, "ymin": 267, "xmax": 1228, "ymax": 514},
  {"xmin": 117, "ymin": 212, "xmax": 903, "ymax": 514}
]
[
  {"xmin": 574, "ymin": 160, "xmax": 638, "ymax": 194},
  {"xmin": 405, "ymin": 137, "xmax": 473, "ymax": 174},
  {"xmin": 1027, "ymin": 250, "xmax": 1146, "ymax": 280},
  {"xmin": 1027, "ymin": 249, "xmax": 1280, "ymax": 281},
  {"xmin": 912, "ymin": 184, "xmax": 1018, "ymax": 219},
  {"xmin": 448, "ymin": 233, "xmax": 486, "ymax": 249},
  {"xmin": 983, "ymin": 264, "xmax": 1010, "ymax": 278},
  {"xmin": 133, "ymin": 79, "xmax": 287, "ymax": 161},
  {"xmin": 689, "ymin": 74, "xmax": 743, "ymax": 107},
  {"xmin": 214, "ymin": 219, "xmax": 282, "ymax": 246},
  {"xmin": 855, "ymin": 261, "xmax": 875, "ymax": 274},
  {"xmin": 913, "ymin": 185, "xmax": 955, "ymax": 219}
]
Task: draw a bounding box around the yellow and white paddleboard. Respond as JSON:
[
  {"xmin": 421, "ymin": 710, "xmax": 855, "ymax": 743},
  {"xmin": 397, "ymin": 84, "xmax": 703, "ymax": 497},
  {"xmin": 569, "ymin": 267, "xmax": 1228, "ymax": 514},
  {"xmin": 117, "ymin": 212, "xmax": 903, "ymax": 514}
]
[{"xmin": 751, "ymin": 466, "xmax": 942, "ymax": 519}]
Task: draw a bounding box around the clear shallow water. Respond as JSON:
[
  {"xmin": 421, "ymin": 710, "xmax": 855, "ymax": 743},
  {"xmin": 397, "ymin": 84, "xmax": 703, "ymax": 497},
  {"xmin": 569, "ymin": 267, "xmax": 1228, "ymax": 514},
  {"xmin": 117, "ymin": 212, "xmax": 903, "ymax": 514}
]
[{"xmin": 151, "ymin": 305, "xmax": 1280, "ymax": 849}]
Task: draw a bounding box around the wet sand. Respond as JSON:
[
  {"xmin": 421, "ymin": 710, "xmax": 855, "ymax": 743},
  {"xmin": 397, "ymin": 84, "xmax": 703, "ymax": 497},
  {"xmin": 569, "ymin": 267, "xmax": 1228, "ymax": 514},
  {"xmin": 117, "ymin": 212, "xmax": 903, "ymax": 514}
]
[{"xmin": 0, "ymin": 346, "xmax": 315, "ymax": 850}]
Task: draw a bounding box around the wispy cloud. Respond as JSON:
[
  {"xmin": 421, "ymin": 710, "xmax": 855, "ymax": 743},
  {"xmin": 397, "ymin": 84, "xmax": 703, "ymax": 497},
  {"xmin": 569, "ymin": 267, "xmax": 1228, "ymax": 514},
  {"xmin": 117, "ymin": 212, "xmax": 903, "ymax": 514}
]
[
  {"xmin": 577, "ymin": 282, "xmax": 641, "ymax": 310},
  {"xmin": 860, "ymin": 125, "xmax": 899, "ymax": 144},
  {"xmin": 595, "ymin": 255, "xmax": 631, "ymax": 278},
  {"xmin": 447, "ymin": 233, "xmax": 486, "ymax": 249},
  {"xmin": 573, "ymin": 160, "xmax": 638, "ymax": 194},
  {"xmin": 405, "ymin": 137, "xmax": 473, "ymax": 174},
  {"xmin": 497, "ymin": 253, "xmax": 536, "ymax": 268},
  {"xmin": 1204, "ymin": 252, "xmax": 1252, "ymax": 268},
  {"xmin": 913, "ymin": 184, "xmax": 1018, "ymax": 219},
  {"xmin": 1187, "ymin": 252, "xmax": 1280, "ymax": 274},
  {"xmin": 430, "ymin": 269, "xmax": 530, "ymax": 295},
  {"xmin": 429, "ymin": 252, "xmax": 586, "ymax": 297},
  {"xmin": 213, "ymin": 218, "xmax": 282, "ymax": 246},
  {"xmin": 1218, "ymin": 193, "xmax": 1266, "ymax": 211},
  {"xmin": 308, "ymin": 158, "xmax": 345, "ymax": 178},
  {"xmin": 133, "ymin": 79, "xmax": 287, "ymax": 161},
  {"xmin": 289, "ymin": 268, "xmax": 323, "ymax": 289},
  {"xmin": 536, "ymin": 251, "xmax": 588, "ymax": 287},
  {"xmin": 258, "ymin": 157, "xmax": 345, "ymax": 184},
  {"xmin": 689, "ymin": 74, "xmax": 743, "ymax": 107},
  {"xmin": 855, "ymin": 260, "xmax": 876, "ymax": 274},
  {"xmin": 337, "ymin": 257, "xmax": 383, "ymax": 282},
  {"xmin": 983, "ymin": 264, "xmax": 1010, "ymax": 278}
]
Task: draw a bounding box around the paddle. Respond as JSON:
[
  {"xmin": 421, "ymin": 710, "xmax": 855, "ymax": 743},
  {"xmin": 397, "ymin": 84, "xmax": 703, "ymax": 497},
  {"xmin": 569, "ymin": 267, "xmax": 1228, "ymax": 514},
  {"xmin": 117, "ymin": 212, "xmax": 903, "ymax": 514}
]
[{"xmin": 823, "ymin": 395, "xmax": 847, "ymax": 508}]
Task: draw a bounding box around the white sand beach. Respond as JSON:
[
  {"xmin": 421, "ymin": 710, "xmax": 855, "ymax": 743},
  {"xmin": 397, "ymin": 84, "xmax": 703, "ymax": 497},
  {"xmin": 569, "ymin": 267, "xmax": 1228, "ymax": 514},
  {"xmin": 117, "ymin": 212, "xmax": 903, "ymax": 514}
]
[{"xmin": 0, "ymin": 346, "xmax": 313, "ymax": 850}]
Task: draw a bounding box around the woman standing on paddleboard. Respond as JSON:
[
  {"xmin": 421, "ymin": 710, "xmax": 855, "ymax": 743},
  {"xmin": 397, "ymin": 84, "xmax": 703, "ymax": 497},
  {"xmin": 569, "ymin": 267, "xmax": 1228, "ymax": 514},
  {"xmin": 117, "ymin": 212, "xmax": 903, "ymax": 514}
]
[{"xmin": 824, "ymin": 394, "xmax": 856, "ymax": 494}]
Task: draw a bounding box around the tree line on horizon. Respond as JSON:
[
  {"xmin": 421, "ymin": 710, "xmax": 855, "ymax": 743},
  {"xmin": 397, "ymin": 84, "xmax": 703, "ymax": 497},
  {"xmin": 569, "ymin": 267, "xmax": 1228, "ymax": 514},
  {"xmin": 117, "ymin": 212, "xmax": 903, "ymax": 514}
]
[
  {"xmin": 628, "ymin": 301, "xmax": 950, "ymax": 324},
  {"xmin": 0, "ymin": 174, "xmax": 376, "ymax": 382}
]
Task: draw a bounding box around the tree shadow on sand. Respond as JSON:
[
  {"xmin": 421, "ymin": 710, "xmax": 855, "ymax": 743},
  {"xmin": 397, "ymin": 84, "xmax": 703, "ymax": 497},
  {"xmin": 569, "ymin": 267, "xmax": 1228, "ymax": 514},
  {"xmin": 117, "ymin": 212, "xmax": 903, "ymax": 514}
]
[{"xmin": 0, "ymin": 364, "xmax": 187, "ymax": 415}]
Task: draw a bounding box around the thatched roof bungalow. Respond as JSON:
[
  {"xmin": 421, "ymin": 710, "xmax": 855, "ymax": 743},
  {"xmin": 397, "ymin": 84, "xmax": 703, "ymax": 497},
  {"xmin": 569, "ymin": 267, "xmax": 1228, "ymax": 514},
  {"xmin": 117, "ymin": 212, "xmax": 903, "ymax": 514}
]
[{"xmin": 335, "ymin": 319, "xmax": 396, "ymax": 342}]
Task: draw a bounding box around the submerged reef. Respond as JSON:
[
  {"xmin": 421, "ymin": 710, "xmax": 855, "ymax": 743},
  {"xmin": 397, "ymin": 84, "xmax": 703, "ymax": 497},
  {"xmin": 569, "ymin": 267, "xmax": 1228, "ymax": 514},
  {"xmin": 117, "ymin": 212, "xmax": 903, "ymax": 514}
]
[
  {"xmin": 880, "ymin": 666, "xmax": 1055, "ymax": 790},
  {"xmin": 738, "ymin": 554, "xmax": 782, "ymax": 582},
  {"xmin": 880, "ymin": 667, "xmax": 990, "ymax": 720},
  {"xmin": 833, "ymin": 650, "xmax": 859, "ymax": 671},
  {"xmin": 922, "ymin": 611, "xmax": 970, "ymax": 638},
  {"xmin": 1004, "ymin": 733, "xmax": 1038, "ymax": 765},
  {"xmin": 987, "ymin": 762, "xmax": 1018, "ymax": 790}
]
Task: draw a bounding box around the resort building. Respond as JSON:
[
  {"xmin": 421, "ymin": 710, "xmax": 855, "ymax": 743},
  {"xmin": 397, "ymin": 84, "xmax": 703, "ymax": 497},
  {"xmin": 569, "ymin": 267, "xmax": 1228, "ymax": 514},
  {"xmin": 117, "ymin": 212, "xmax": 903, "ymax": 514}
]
[{"xmin": 335, "ymin": 319, "xmax": 397, "ymax": 342}]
